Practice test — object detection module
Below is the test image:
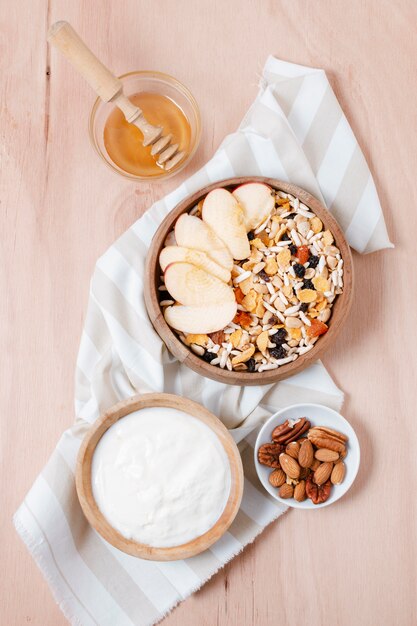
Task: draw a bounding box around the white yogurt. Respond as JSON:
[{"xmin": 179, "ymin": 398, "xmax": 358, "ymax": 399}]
[{"xmin": 92, "ymin": 407, "xmax": 231, "ymax": 547}]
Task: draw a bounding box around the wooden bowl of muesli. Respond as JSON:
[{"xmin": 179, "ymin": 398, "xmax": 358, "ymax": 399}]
[{"xmin": 144, "ymin": 177, "xmax": 353, "ymax": 386}]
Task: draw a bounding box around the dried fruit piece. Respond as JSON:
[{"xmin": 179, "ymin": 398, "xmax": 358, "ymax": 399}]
[
  {"xmin": 209, "ymin": 330, "xmax": 225, "ymax": 345},
  {"xmin": 258, "ymin": 442, "xmax": 284, "ymax": 467},
  {"xmin": 315, "ymin": 449, "xmax": 339, "ymax": 462},
  {"xmin": 279, "ymin": 483, "xmax": 294, "ymax": 499},
  {"xmin": 296, "ymin": 245, "xmax": 310, "ymax": 264},
  {"xmin": 234, "ymin": 287, "xmax": 245, "ymax": 304},
  {"xmin": 314, "ymin": 462, "xmax": 333, "ymax": 486},
  {"xmin": 294, "ymin": 480, "xmax": 306, "ymax": 502},
  {"xmin": 331, "ymin": 461, "xmax": 346, "ymax": 485},
  {"xmin": 297, "ymin": 289, "xmax": 317, "ymax": 303},
  {"xmin": 306, "ymin": 319, "xmax": 328, "ymax": 338},
  {"xmin": 286, "ymin": 441, "xmax": 300, "ymax": 459},
  {"xmin": 269, "ymin": 469, "xmax": 286, "ymax": 487},
  {"xmin": 233, "ymin": 311, "xmax": 252, "ymax": 327},
  {"xmin": 279, "ymin": 453, "xmax": 301, "ymax": 479},
  {"xmin": 298, "ymin": 439, "xmax": 314, "ymax": 468}
]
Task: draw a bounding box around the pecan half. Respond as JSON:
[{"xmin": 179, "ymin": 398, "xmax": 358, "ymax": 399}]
[
  {"xmin": 306, "ymin": 476, "xmax": 332, "ymax": 504},
  {"xmin": 308, "ymin": 434, "xmax": 346, "ymax": 454},
  {"xmin": 258, "ymin": 442, "xmax": 284, "ymax": 468},
  {"xmin": 272, "ymin": 417, "xmax": 311, "ymax": 445}
]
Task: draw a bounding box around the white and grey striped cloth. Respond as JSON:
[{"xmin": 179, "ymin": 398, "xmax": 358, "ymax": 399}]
[{"xmin": 14, "ymin": 56, "xmax": 392, "ymax": 626}]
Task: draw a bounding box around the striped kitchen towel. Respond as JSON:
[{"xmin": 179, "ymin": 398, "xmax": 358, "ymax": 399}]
[{"xmin": 14, "ymin": 56, "xmax": 391, "ymax": 626}]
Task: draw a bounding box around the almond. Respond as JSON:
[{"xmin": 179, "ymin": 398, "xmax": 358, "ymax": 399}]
[
  {"xmin": 314, "ymin": 462, "xmax": 333, "ymax": 486},
  {"xmin": 269, "ymin": 469, "xmax": 286, "ymax": 488},
  {"xmin": 315, "ymin": 448, "xmax": 339, "ymax": 462},
  {"xmin": 310, "ymin": 458, "xmax": 321, "ymax": 471},
  {"xmin": 279, "ymin": 483, "xmax": 294, "ymax": 499},
  {"xmin": 298, "ymin": 439, "xmax": 314, "ymax": 468},
  {"xmin": 285, "ymin": 441, "xmax": 300, "ymax": 460},
  {"xmin": 331, "ymin": 461, "xmax": 346, "ymax": 485},
  {"xmin": 279, "ymin": 453, "xmax": 301, "ymax": 479},
  {"xmin": 294, "ymin": 480, "xmax": 306, "ymax": 502}
]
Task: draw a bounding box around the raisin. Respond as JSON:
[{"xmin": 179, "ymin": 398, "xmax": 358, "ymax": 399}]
[
  {"xmin": 247, "ymin": 358, "xmax": 256, "ymax": 372},
  {"xmin": 293, "ymin": 263, "xmax": 306, "ymax": 278},
  {"xmin": 271, "ymin": 328, "xmax": 287, "ymax": 344},
  {"xmin": 309, "ymin": 255, "xmax": 319, "ymax": 269},
  {"xmin": 289, "ymin": 244, "xmax": 298, "ymax": 255},
  {"xmin": 300, "ymin": 303, "xmax": 309, "ymax": 313},
  {"xmin": 203, "ymin": 351, "xmax": 216, "ymax": 363},
  {"xmin": 248, "ymin": 231, "xmax": 255, "ymax": 241},
  {"xmin": 258, "ymin": 270, "xmax": 270, "ymax": 282},
  {"xmin": 303, "ymin": 279, "xmax": 315, "ymax": 290},
  {"xmin": 270, "ymin": 346, "xmax": 287, "ymax": 359}
]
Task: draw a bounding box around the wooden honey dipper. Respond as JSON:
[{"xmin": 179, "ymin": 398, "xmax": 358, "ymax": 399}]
[{"xmin": 47, "ymin": 22, "xmax": 185, "ymax": 171}]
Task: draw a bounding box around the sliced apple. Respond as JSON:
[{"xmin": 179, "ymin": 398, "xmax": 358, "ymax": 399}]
[
  {"xmin": 164, "ymin": 262, "xmax": 234, "ymax": 307},
  {"xmin": 159, "ymin": 246, "xmax": 231, "ymax": 283},
  {"xmin": 164, "ymin": 301, "xmax": 237, "ymax": 334},
  {"xmin": 202, "ymin": 188, "xmax": 250, "ymax": 260},
  {"xmin": 174, "ymin": 214, "xmax": 233, "ymax": 271},
  {"xmin": 232, "ymin": 182, "xmax": 275, "ymax": 231},
  {"xmin": 164, "ymin": 230, "xmax": 177, "ymax": 247}
]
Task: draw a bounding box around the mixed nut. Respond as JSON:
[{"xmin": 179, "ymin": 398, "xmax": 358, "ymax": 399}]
[
  {"xmin": 258, "ymin": 417, "xmax": 348, "ymax": 504},
  {"xmin": 159, "ymin": 183, "xmax": 344, "ymax": 373}
]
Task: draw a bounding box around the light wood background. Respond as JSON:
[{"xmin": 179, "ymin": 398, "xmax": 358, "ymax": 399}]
[{"xmin": 2, "ymin": 1, "xmax": 416, "ymax": 625}]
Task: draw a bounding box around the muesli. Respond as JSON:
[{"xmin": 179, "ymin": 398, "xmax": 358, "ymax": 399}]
[{"xmin": 158, "ymin": 183, "xmax": 344, "ymax": 373}]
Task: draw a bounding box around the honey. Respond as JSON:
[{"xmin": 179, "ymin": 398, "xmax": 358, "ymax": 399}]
[{"xmin": 103, "ymin": 92, "xmax": 191, "ymax": 177}]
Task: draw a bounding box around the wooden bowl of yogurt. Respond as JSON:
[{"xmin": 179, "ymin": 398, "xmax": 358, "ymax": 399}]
[{"xmin": 76, "ymin": 393, "xmax": 244, "ymax": 560}]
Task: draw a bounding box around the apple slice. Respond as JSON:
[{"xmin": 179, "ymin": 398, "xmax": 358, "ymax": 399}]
[
  {"xmin": 175, "ymin": 214, "xmax": 233, "ymax": 271},
  {"xmin": 159, "ymin": 246, "xmax": 231, "ymax": 283},
  {"xmin": 164, "ymin": 262, "xmax": 234, "ymax": 306},
  {"xmin": 164, "ymin": 230, "xmax": 177, "ymax": 247},
  {"xmin": 164, "ymin": 301, "xmax": 237, "ymax": 334},
  {"xmin": 232, "ymin": 182, "xmax": 275, "ymax": 231},
  {"xmin": 202, "ymin": 188, "xmax": 250, "ymax": 260}
]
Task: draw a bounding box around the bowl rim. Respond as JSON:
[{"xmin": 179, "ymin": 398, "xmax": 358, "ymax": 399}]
[
  {"xmin": 88, "ymin": 70, "xmax": 202, "ymax": 181},
  {"xmin": 75, "ymin": 392, "xmax": 244, "ymax": 560},
  {"xmin": 253, "ymin": 402, "xmax": 361, "ymax": 509},
  {"xmin": 144, "ymin": 177, "xmax": 354, "ymax": 386}
]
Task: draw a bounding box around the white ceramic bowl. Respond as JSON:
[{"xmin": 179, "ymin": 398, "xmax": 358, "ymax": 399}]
[{"xmin": 254, "ymin": 403, "xmax": 360, "ymax": 509}]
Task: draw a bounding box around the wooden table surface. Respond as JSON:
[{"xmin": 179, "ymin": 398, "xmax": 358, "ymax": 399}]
[{"xmin": 2, "ymin": 1, "xmax": 416, "ymax": 624}]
